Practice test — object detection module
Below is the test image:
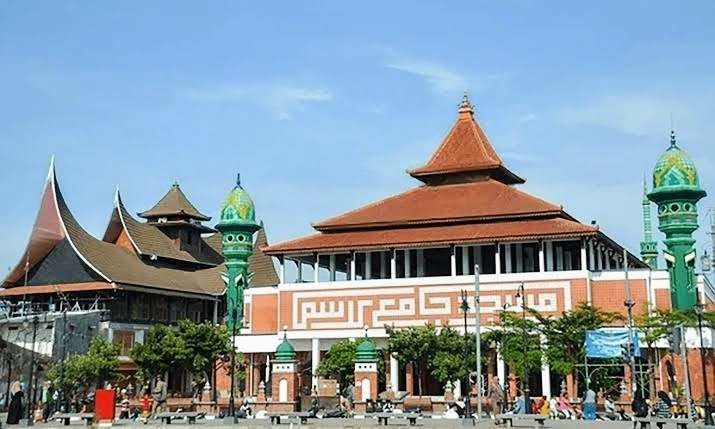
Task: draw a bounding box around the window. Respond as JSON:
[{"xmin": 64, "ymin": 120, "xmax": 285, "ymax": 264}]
[{"xmin": 113, "ymin": 330, "xmax": 135, "ymax": 356}]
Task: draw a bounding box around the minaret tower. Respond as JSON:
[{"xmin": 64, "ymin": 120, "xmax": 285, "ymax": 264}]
[
  {"xmin": 648, "ymin": 131, "xmax": 707, "ymax": 310},
  {"xmin": 640, "ymin": 177, "xmax": 659, "ymax": 268},
  {"xmin": 216, "ymin": 174, "xmax": 261, "ymax": 328}
]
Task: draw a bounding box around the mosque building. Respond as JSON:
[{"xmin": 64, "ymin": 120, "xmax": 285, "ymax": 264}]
[{"xmin": 0, "ymin": 95, "xmax": 712, "ymax": 405}]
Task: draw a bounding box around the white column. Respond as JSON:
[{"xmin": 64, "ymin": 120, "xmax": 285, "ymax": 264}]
[
  {"xmin": 311, "ymin": 338, "xmax": 320, "ymax": 389},
  {"xmin": 515, "ymin": 243, "xmax": 523, "ymax": 273},
  {"xmin": 329, "ymin": 254, "xmax": 336, "ymax": 281},
  {"xmin": 390, "ymin": 249, "xmax": 397, "ymax": 279},
  {"xmin": 580, "ymin": 240, "xmax": 588, "ymax": 272},
  {"xmin": 450, "ymin": 246, "xmax": 457, "ymax": 276},
  {"xmin": 545, "ymin": 241, "xmax": 554, "ymax": 271},
  {"xmin": 279, "ymin": 256, "xmax": 285, "ymax": 284},
  {"xmin": 556, "ymin": 246, "xmax": 564, "ymax": 271},
  {"xmin": 390, "ymin": 354, "xmax": 399, "ymax": 392},
  {"xmin": 462, "ymin": 246, "xmax": 470, "ymax": 275},
  {"xmin": 605, "ymin": 251, "xmax": 611, "ymax": 270},
  {"xmin": 416, "ymin": 249, "xmax": 425, "ymax": 277},
  {"xmin": 297, "ymin": 259, "xmax": 303, "ymax": 282},
  {"xmin": 588, "ymin": 240, "xmax": 595, "ymax": 271},
  {"xmin": 475, "ymin": 246, "xmax": 482, "ymax": 271},
  {"xmin": 497, "ymin": 352, "xmax": 506, "ymax": 388},
  {"xmin": 538, "ymin": 241, "xmax": 545, "ymax": 272},
  {"xmin": 596, "ymin": 246, "xmax": 603, "ymax": 270},
  {"xmin": 350, "ymin": 252, "xmax": 356, "ymax": 280},
  {"xmin": 314, "ymin": 254, "xmax": 320, "ymax": 283},
  {"xmin": 380, "ymin": 252, "xmax": 387, "ymax": 279},
  {"xmin": 541, "ymin": 363, "xmax": 551, "ymax": 398},
  {"xmin": 365, "ymin": 252, "xmax": 372, "ymax": 280},
  {"xmin": 504, "ymin": 243, "xmax": 512, "ymax": 273},
  {"xmin": 404, "ymin": 249, "xmax": 411, "ymax": 278},
  {"xmin": 495, "ymin": 244, "xmax": 501, "ymax": 275}
]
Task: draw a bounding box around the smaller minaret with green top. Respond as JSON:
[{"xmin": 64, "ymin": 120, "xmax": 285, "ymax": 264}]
[
  {"xmin": 640, "ymin": 177, "xmax": 659, "ymax": 269},
  {"xmin": 648, "ymin": 131, "xmax": 707, "ymax": 310},
  {"xmin": 216, "ymin": 174, "xmax": 261, "ymax": 328}
]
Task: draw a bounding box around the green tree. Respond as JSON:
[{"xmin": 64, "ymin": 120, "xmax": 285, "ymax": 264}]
[
  {"xmin": 47, "ymin": 336, "xmax": 120, "ymax": 397},
  {"xmin": 386, "ymin": 325, "xmax": 438, "ymax": 396},
  {"xmin": 429, "ymin": 327, "xmax": 484, "ymax": 387},
  {"xmin": 536, "ymin": 303, "xmax": 621, "ymax": 376},
  {"xmin": 316, "ymin": 339, "xmax": 357, "ymax": 385},
  {"xmin": 131, "ymin": 324, "xmax": 188, "ymax": 382},
  {"xmin": 178, "ymin": 320, "xmax": 231, "ymax": 386},
  {"xmin": 483, "ymin": 311, "xmax": 542, "ymax": 380}
]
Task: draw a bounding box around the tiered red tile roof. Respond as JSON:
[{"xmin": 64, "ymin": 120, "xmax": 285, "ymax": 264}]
[{"xmin": 264, "ymin": 95, "xmax": 611, "ymax": 255}]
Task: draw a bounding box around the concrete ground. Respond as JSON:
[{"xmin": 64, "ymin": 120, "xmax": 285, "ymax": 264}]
[{"xmin": 3, "ymin": 417, "xmax": 714, "ymax": 429}]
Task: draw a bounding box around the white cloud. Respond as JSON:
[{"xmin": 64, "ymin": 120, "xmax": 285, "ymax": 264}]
[
  {"xmin": 559, "ymin": 94, "xmax": 689, "ymax": 136},
  {"xmin": 185, "ymin": 83, "xmax": 333, "ymax": 120},
  {"xmin": 385, "ymin": 59, "xmax": 469, "ymax": 95}
]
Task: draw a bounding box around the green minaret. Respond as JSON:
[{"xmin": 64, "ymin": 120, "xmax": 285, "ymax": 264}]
[
  {"xmin": 640, "ymin": 178, "xmax": 659, "ymax": 269},
  {"xmin": 648, "ymin": 131, "xmax": 707, "ymax": 310},
  {"xmin": 216, "ymin": 174, "xmax": 261, "ymax": 328}
]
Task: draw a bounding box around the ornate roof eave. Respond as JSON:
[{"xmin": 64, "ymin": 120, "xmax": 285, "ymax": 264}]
[
  {"xmin": 312, "ymin": 210, "xmax": 567, "ymax": 233},
  {"xmin": 3, "ymin": 158, "xmax": 113, "ymax": 288}
]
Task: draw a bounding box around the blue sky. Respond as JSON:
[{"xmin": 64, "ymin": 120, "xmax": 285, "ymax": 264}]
[{"xmin": 1, "ymin": 1, "xmax": 714, "ymax": 272}]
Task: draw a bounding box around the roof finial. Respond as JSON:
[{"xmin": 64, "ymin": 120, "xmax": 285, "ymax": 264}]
[
  {"xmin": 669, "ymin": 129, "xmax": 677, "ymax": 148},
  {"xmin": 458, "ymin": 92, "xmax": 474, "ymax": 116},
  {"xmin": 236, "ymin": 172, "xmax": 242, "ymax": 188},
  {"xmin": 172, "ymin": 179, "xmax": 180, "ymax": 188}
]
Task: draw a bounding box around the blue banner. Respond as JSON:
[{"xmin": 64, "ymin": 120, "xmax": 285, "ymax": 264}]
[{"xmin": 585, "ymin": 329, "xmax": 640, "ymax": 358}]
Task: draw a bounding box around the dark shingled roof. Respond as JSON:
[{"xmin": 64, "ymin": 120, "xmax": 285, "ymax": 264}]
[
  {"xmin": 103, "ymin": 192, "xmax": 224, "ymax": 266},
  {"xmin": 2, "ymin": 163, "xmax": 281, "ymax": 297},
  {"xmin": 138, "ymin": 183, "xmax": 211, "ymax": 221}
]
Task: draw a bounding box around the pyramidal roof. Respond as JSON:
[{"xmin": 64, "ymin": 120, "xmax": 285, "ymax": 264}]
[
  {"xmin": 139, "ymin": 182, "xmax": 211, "ymax": 221},
  {"xmin": 408, "ymin": 94, "xmax": 524, "ymax": 185}
]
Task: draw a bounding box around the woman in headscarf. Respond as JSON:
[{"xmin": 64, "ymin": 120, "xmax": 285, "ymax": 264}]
[
  {"xmin": 6, "ymin": 381, "xmax": 23, "ymax": 424},
  {"xmin": 654, "ymin": 390, "xmax": 672, "ymax": 418}
]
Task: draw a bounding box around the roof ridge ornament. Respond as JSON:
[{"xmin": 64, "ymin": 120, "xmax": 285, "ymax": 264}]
[
  {"xmin": 236, "ymin": 172, "xmax": 242, "ymax": 188},
  {"xmin": 458, "ymin": 92, "xmax": 474, "ymax": 116},
  {"xmin": 669, "ymin": 129, "xmax": 677, "ymax": 148}
]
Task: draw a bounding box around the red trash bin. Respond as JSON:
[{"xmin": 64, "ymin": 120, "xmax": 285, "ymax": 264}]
[{"xmin": 94, "ymin": 389, "xmax": 117, "ymax": 421}]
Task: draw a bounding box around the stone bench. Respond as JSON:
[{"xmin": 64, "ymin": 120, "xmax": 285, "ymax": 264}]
[
  {"xmin": 53, "ymin": 413, "xmax": 94, "ymax": 426},
  {"xmin": 632, "ymin": 417, "xmax": 690, "ymax": 429},
  {"xmin": 156, "ymin": 411, "xmax": 199, "ymax": 424},
  {"xmin": 496, "ymin": 413, "xmax": 547, "ymax": 429}
]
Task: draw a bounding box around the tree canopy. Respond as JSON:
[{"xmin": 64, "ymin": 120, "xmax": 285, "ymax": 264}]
[
  {"xmin": 316, "ymin": 339, "xmax": 358, "ymax": 385},
  {"xmin": 46, "ymin": 336, "xmax": 120, "ymax": 396}
]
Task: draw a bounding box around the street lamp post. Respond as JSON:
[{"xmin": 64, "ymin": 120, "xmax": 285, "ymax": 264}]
[
  {"xmin": 474, "ymin": 264, "xmax": 482, "ymax": 422},
  {"xmin": 228, "ymin": 308, "xmax": 239, "ymax": 423},
  {"xmin": 25, "ymin": 315, "xmax": 39, "ymax": 426},
  {"xmin": 515, "ymin": 284, "xmax": 530, "ymax": 411},
  {"xmin": 460, "ymin": 290, "xmax": 472, "ymax": 420},
  {"xmin": 694, "ymin": 302, "xmax": 712, "ymax": 425}
]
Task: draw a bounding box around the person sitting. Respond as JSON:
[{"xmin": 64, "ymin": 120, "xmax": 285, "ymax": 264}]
[
  {"xmin": 538, "ymin": 396, "xmax": 550, "ymax": 416},
  {"xmin": 382, "ymin": 399, "xmax": 395, "ymax": 413},
  {"xmin": 510, "ymin": 393, "xmax": 526, "ymax": 415},
  {"xmin": 631, "ymin": 389, "xmax": 648, "ymax": 418},
  {"xmin": 603, "ymin": 395, "xmax": 618, "ymax": 420},
  {"xmin": 555, "ymin": 393, "xmax": 573, "ymax": 419},
  {"xmin": 654, "ymin": 391, "xmax": 672, "ymax": 418}
]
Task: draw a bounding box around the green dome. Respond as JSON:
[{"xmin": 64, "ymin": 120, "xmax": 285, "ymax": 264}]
[
  {"xmin": 275, "ymin": 336, "xmax": 296, "ymax": 361},
  {"xmin": 652, "ymin": 133, "xmax": 700, "ymax": 190},
  {"xmin": 219, "ymin": 174, "xmax": 256, "ymax": 224},
  {"xmin": 355, "ymin": 337, "xmax": 378, "ymax": 362}
]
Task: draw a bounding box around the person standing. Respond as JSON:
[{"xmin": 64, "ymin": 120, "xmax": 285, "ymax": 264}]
[
  {"xmin": 487, "ymin": 376, "xmax": 505, "ymax": 418},
  {"xmin": 6, "ymin": 381, "xmax": 23, "ymax": 424},
  {"xmin": 150, "ymin": 375, "xmax": 167, "ymax": 417},
  {"xmin": 583, "ymin": 387, "xmax": 597, "ymax": 420}
]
